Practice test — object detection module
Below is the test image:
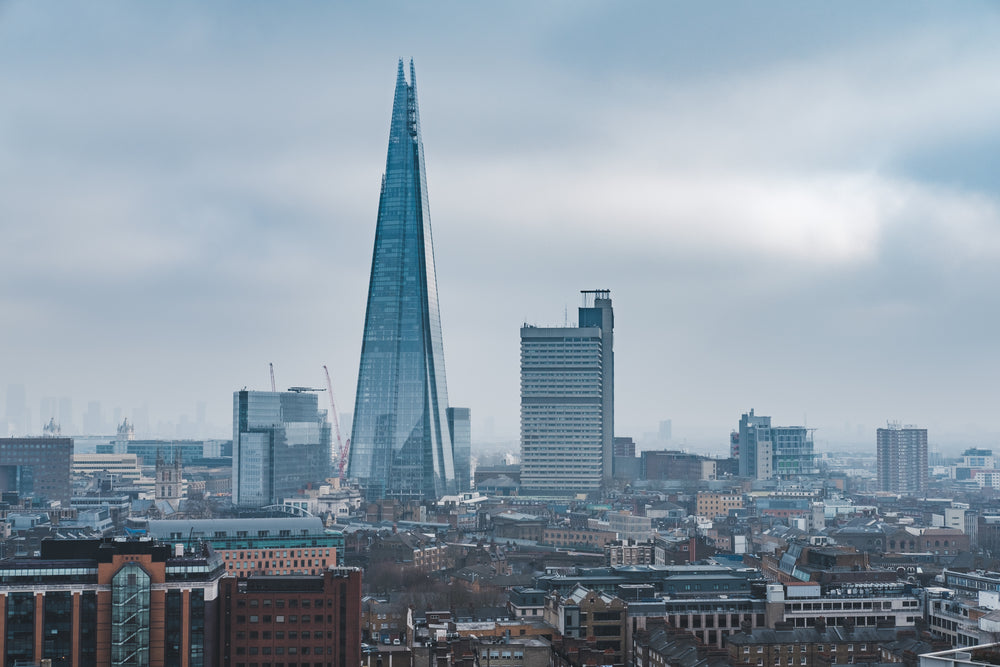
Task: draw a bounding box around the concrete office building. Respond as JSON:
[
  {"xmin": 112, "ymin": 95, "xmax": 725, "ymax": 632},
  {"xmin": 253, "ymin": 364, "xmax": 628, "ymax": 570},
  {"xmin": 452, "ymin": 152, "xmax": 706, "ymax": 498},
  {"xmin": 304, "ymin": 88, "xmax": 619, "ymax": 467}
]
[
  {"xmin": 877, "ymin": 424, "xmax": 928, "ymax": 495},
  {"xmin": 232, "ymin": 390, "xmax": 332, "ymax": 508},
  {"xmin": 520, "ymin": 290, "xmax": 614, "ymax": 495}
]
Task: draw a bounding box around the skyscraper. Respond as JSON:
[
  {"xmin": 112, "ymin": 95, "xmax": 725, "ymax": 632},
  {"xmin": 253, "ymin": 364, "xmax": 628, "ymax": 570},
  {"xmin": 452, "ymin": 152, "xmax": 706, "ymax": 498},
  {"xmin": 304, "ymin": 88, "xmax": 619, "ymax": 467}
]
[
  {"xmin": 348, "ymin": 60, "xmax": 456, "ymax": 501},
  {"xmin": 232, "ymin": 389, "xmax": 332, "ymax": 508},
  {"xmin": 877, "ymin": 424, "xmax": 928, "ymax": 495},
  {"xmin": 520, "ymin": 290, "xmax": 614, "ymax": 495}
]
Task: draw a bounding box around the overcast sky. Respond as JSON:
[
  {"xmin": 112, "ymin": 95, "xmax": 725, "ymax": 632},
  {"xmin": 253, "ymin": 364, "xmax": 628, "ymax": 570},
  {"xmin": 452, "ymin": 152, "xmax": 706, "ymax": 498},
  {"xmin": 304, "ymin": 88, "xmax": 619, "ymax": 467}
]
[{"xmin": 2, "ymin": 2, "xmax": 1000, "ymax": 453}]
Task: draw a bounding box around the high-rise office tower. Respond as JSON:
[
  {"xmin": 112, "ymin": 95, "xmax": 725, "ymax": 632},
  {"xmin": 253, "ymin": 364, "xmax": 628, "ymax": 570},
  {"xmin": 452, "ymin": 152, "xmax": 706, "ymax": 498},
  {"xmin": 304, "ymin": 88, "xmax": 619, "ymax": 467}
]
[
  {"xmin": 520, "ymin": 290, "xmax": 614, "ymax": 495},
  {"xmin": 348, "ymin": 60, "xmax": 456, "ymax": 501},
  {"xmin": 448, "ymin": 407, "xmax": 472, "ymax": 492},
  {"xmin": 877, "ymin": 424, "xmax": 928, "ymax": 495},
  {"xmin": 232, "ymin": 389, "xmax": 332, "ymax": 508}
]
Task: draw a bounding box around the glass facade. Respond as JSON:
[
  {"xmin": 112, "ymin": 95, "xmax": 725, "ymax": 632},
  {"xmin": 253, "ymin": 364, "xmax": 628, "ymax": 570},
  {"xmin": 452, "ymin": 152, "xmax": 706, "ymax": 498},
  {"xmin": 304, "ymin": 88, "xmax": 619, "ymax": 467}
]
[
  {"xmin": 42, "ymin": 590, "xmax": 73, "ymax": 666},
  {"xmin": 349, "ymin": 60, "xmax": 455, "ymax": 500},
  {"xmin": 111, "ymin": 562, "xmax": 151, "ymax": 667},
  {"xmin": 232, "ymin": 390, "xmax": 332, "ymax": 507},
  {"xmin": 80, "ymin": 591, "xmax": 98, "ymax": 665},
  {"xmin": 165, "ymin": 590, "xmax": 182, "ymax": 665},
  {"xmin": 448, "ymin": 407, "xmax": 472, "ymax": 492},
  {"xmin": 6, "ymin": 592, "xmax": 34, "ymax": 667}
]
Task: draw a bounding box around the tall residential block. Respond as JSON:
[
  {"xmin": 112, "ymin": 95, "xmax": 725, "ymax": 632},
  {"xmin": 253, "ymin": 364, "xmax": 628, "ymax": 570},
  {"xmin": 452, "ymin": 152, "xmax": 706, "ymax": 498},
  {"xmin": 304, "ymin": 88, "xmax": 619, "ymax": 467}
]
[
  {"xmin": 348, "ymin": 60, "xmax": 455, "ymax": 501},
  {"xmin": 232, "ymin": 390, "xmax": 332, "ymax": 508},
  {"xmin": 520, "ymin": 290, "xmax": 614, "ymax": 495},
  {"xmin": 877, "ymin": 424, "xmax": 928, "ymax": 495}
]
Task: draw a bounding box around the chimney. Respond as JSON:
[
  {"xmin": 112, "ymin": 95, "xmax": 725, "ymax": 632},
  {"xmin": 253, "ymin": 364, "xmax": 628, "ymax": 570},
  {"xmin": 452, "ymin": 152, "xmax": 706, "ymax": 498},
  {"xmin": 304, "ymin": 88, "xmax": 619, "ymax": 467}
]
[{"xmin": 814, "ymin": 617, "xmax": 826, "ymax": 633}]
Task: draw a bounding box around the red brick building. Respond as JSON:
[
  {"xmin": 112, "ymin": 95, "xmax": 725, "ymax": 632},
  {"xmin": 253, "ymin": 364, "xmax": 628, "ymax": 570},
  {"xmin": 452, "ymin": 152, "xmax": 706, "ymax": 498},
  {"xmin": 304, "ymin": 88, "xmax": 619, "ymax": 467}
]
[{"xmin": 219, "ymin": 568, "xmax": 363, "ymax": 667}]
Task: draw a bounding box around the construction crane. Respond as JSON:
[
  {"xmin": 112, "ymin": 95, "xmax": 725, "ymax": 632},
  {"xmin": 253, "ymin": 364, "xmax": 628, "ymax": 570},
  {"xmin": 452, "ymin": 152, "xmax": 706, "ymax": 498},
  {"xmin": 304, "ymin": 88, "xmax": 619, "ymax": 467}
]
[
  {"xmin": 269, "ymin": 363, "xmax": 276, "ymax": 392},
  {"xmin": 323, "ymin": 365, "xmax": 350, "ymax": 479}
]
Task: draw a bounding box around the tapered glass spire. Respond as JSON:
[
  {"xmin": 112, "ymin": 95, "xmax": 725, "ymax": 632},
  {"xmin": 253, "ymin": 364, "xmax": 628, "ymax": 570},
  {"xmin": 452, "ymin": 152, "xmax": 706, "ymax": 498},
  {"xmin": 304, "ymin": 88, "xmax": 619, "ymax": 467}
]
[{"xmin": 348, "ymin": 60, "xmax": 455, "ymax": 500}]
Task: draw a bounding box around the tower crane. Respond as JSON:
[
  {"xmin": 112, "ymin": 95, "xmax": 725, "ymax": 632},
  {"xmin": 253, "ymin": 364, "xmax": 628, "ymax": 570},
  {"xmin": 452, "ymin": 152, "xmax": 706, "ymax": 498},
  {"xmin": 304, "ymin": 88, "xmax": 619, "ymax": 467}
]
[{"xmin": 323, "ymin": 365, "xmax": 350, "ymax": 479}]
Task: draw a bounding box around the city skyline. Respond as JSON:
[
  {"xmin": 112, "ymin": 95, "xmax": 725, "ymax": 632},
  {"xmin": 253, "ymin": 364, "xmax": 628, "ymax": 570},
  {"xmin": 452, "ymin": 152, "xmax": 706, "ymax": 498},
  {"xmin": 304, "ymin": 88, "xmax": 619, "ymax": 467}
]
[{"xmin": 3, "ymin": 3, "xmax": 1000, "ymax": 451}]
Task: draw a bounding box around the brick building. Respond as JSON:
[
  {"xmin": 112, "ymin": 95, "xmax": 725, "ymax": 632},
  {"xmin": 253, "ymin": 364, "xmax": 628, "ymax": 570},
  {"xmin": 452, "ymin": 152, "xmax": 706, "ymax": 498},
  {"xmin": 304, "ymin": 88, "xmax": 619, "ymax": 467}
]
[
  {"xmin": 218, "ymin": 568, "xmax": 362, "ymax": 667},
  {"xmin": 0, "ymin": 537, "xmax": 224, "ymax": 667},
  {"xmin": 696, "ymin": 491, "xmax": 744, "ymax": 518}
]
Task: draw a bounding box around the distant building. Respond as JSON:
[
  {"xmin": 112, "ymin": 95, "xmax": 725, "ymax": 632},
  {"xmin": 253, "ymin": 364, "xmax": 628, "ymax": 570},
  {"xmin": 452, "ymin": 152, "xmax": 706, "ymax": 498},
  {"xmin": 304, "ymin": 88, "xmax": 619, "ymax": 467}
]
[
  {"xmin": 613, "ymin": 437, "xmax": 635, "ymax": 458},
  {"xmin": 72, "ymin": 453, "xmax": 145, "ymax": 486},
  {"xmin": 738, "ymin": 409, "xmax": 772, "ymax": 479},
  {"xmin": 155, "ymin": 451, "xmax": 184, "ymax": 509},
  {"xmin": 520, "ymin": 290, "xmax": 614, "ymax": 495},
  {"xmin": 605, "ymin": 538, "xmax": 655, "ymax": 566},
  {"xmin": 697, "ymin": 490, "xmax": 745, "ymax": 518},
  {"xmin": 0, "ymin": 436, "xmax": 72, "ymax": 504},
  {"xmin": 737, "ymin": 410, "xmax": 816, "ymax": 480},
  {"xmin": 877, "ymin": 424, "xmax": 928, "ymax": 495},
  {"xmin": 232, "ymin": 389, "xmax": 332, "ymax": 508},
  {"xmin": 448, "ymin": 407, "xmax": 472, "ymax": 492},
  {"xmin": 642, "ymin": 450, "xmax": 716, "ymax": 482}
]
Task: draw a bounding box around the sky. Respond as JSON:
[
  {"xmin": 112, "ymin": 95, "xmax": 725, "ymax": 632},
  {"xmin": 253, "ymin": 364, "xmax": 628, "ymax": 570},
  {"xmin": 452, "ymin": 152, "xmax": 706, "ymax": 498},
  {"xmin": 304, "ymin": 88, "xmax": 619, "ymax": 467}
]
[{"xmin": 2, "ymin": 2, "xmax": 1000, "ymax": 453}]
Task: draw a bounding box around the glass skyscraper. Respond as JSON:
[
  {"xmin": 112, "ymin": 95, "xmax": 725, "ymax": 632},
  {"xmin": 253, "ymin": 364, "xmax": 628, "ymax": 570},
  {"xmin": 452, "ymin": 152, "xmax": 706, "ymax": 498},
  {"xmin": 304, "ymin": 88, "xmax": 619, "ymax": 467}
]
[
  {"xmin": 232, "ymin": 390, "xmax": 332, "ymax": 508},
  {"xmin": 348, "ymin": 60, "xmax": 456, "ymax": 501}
]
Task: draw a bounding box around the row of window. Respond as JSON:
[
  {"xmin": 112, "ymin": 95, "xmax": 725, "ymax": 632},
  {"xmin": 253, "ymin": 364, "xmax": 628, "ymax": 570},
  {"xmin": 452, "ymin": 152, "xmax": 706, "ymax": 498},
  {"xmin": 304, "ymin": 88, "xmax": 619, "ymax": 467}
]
[
  {"xmin": 237, "ymin": 615, "xmax": 329, "ymax": 624},
  {"xmin": 236, "ymin": 647, "xmax": 330, "ymax": 656},
  {"xmin": 237, "ymin": 599, "xmax": 331, "ymax": 609},
  {"xmin": 743, "ymin": 644, "xmax": 866, "ymax": 654}
]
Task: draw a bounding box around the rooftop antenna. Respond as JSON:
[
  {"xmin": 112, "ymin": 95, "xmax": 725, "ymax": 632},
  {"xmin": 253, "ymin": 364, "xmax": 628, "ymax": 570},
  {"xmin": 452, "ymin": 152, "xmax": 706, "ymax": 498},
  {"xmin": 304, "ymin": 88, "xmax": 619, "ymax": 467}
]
[{"xmin": 564, "ymin": 305, "xmax": 568, "ymax": 327}]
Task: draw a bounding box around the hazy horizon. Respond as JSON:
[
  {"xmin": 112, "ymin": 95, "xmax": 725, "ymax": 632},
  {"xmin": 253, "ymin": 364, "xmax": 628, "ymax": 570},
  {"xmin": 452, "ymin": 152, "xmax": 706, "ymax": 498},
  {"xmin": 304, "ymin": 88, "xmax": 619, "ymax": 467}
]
[{"xmin": 3, "ymin": 3, "xmax": 1000, "ymax": 454}]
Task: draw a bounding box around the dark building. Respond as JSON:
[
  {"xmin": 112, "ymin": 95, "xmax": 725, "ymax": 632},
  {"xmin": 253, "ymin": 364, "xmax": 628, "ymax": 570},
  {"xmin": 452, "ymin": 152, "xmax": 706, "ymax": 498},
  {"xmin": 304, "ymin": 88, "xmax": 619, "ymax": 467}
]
[
  {"xmin": 218, "ymin": 568, "xmax": 363, "ymax": 667},
  {"xmin": 642, "ymin": 450, "xmax": 711, "ymax": 482},
  {"xmin": 0, "ymin": 436, "xmax": 72, "ymax": 505},
  {"xmin": 613, "ymin": 437, "xmax": 635, "ymax": 458},
  {"xmin": 0, "ymin": 537, "xmax": 224, "ymax": 666}
]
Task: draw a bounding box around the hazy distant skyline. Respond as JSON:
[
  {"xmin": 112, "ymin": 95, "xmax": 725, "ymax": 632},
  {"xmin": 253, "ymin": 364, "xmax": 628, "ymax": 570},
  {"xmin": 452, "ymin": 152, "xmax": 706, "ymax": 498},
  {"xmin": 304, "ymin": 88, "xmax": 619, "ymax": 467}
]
[{"xmin": 3, "ymin": 2, "xmax": 1000, "ymax": 452}]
